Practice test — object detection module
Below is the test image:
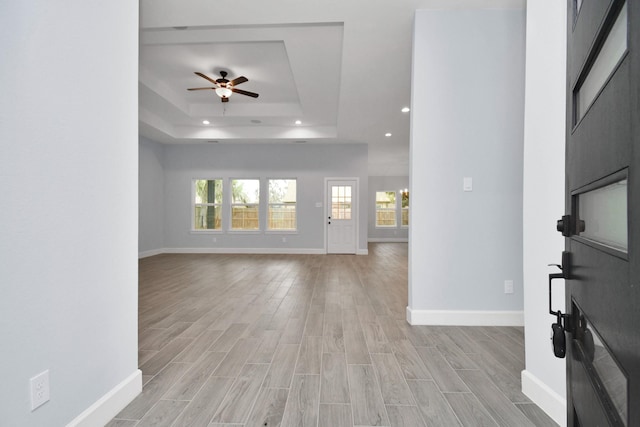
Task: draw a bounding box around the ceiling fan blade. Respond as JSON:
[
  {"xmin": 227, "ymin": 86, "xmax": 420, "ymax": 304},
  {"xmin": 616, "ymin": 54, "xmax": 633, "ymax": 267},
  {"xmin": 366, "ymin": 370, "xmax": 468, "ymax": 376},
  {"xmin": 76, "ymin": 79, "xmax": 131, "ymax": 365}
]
[
  {"xmin": 231, "ymin": 88, "xmax": 259, "ymax": 98},
  {"xmin": 230, "ymin": 76, "xmax": 248, "ymax": 86},
  {"xmin": 195, "ymin": 72, "xmax": 219, "ymax": 85},
  {"xmin": 221, "ymin": 97, "xmax": 229, "ymax": 103},
  {"xmin": 187, "ymin": 87, "xmax": 216, "ymax": 91}
]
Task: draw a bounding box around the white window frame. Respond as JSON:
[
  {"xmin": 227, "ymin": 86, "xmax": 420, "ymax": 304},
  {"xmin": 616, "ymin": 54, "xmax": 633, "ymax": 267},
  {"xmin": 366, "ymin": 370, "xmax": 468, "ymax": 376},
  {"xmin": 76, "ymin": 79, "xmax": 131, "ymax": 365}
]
[
  {"xmin": 229, "ymin": 178, "xmax": 261, "ymax": 232},
  {"xmin": 192, "ymin": 178, "xmax": 223, "ymax": 233},
  {"xmin": 401, "ymin": 189, "xmax": 409, "ymax": 228},
  {"xmin": 267, "ymin": 178, "xmax": 298, "ymax": 232},
  {"xmin": 375, "ymin": 190, "xmax": 398, "ymax": 228}
]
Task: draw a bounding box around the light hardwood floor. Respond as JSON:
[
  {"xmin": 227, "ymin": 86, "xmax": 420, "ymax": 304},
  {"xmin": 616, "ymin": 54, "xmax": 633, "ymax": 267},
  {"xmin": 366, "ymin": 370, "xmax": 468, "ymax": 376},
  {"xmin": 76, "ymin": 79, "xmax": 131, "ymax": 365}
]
[{"xmin": 108, "ymin": 243, "xmax": 558, "ymax": 427}]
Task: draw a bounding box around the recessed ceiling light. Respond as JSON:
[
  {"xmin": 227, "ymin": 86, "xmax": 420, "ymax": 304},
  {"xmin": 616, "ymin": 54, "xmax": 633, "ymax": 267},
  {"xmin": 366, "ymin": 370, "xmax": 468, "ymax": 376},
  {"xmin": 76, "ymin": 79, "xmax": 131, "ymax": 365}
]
[
  {"xmin": 295, "ymin": 120, "xmax": 302, "ymax": 125},
  {"xmin": 401, "ymin": 107, "xmax": 410, "ymax": 113},
  {"xmin": 202, "ymin": 120, "xmax": 210, "ymax": 125},
  {"xmin": 385, "ymin": 133, "xmax": 392, "ymax": 137}
]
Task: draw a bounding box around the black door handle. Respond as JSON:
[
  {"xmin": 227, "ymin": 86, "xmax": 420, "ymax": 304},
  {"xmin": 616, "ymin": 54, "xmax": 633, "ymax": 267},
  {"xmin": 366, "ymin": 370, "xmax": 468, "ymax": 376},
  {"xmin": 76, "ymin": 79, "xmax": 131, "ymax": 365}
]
[{"xmin": 548, "ymin": 251, "xmax": 571, "ymax": 358}]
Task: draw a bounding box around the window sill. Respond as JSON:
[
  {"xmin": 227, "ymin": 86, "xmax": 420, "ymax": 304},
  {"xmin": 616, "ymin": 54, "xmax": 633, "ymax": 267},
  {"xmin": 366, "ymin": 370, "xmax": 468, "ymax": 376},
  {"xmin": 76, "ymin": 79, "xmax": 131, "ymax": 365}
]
[
  {"xmin": 265, "ymin": 230, "xmax": 298, "ymax": 235},
  {"xmin": 228, "ymin": 230, "xmax": 262, "ymax": 234},
  {"xmin": 375, "ymin": 226, "xmax": 398, "ymax": 229},
  {"xmin": 191, "ymin": 230, "xmax": 223, "ymax": 234}
]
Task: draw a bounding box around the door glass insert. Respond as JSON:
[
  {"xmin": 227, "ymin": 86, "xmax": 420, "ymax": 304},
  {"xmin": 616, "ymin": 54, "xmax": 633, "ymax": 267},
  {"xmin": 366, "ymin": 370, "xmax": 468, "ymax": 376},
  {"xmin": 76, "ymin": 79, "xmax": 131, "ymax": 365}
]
[
  {"xmin": 575, "ymin": 2, "xmax": 628, "ymax": 122},
  {"xmin": 577, "ymin": 179, "xmax": 627, "ymax": 252},
  {"xmin": 575, "ymin": 308, "xmax": 628, "ymax": 425},
  {"xmin": 331, "ymin": 185, "xmax": 352, "ymax": 219}
]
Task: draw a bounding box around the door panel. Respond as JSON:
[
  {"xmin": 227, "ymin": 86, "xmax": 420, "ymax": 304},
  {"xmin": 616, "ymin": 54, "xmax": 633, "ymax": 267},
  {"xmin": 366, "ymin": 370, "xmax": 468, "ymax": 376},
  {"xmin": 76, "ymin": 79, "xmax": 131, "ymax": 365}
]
[
  {"xmin": 327, "ymin": 180, "xmax": 357, "ymax": 254},
  {"xmin": 565, "ymin": 0, "xmax": 639, "ymax": 426}
]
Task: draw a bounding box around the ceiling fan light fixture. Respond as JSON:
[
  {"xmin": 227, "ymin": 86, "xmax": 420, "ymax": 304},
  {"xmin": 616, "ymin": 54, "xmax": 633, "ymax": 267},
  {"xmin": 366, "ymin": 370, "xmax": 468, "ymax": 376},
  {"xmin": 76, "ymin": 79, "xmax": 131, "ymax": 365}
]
[{"xmin": 215, "ymin": 87, "xmax": 233, "ymax": 98}]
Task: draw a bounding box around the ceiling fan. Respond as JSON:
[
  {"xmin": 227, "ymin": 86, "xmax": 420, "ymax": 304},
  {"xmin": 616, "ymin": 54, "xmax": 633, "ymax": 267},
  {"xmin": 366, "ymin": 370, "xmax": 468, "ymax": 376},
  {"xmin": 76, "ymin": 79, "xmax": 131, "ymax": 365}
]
[{"xmin": 187, "ymin": 71, "xmax": 259, "ymax": 103}]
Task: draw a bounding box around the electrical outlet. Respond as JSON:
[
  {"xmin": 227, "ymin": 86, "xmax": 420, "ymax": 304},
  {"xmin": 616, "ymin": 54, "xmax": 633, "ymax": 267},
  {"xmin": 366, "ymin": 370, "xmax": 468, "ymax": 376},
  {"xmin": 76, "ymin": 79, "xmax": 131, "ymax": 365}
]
[
  {"xmin": 504, "ymin": 280, "xmax": 514, "ymax": 294},
  {"xmin": 30, "ymin": 370, "xmax": 50, "ymax": 411},
  {"xmin": 212, "ymin": 236, "xmax": 217, "ymax": 242},
  {"xmin": 282, "ymin": 237, "xmax": 287, "ymax": 243}
]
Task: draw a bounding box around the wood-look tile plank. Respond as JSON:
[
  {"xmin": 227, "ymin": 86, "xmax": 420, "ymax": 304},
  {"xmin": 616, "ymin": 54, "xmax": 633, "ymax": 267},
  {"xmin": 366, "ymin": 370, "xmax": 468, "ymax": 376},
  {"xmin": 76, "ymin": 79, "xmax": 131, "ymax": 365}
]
[
  {"xmin": 212, "ymin": 338, "xmax": 260, "ymax": 377},
  {"xmin": 264, "ymin": 343, "xmax": 300, "ymax": 388},
  {"xmin": 407, "ymin": 380, "xmax": 462, "ymax": 427},
  {"xmin": 456, "ymin": 369, "xmax": 535, "ymax": 427},
  {"xmin": 348, "ymin": 364, "xmax": 390, "ymax": 426},
  {"xmin": 139, "ymin": 337, "xmax": 193, "ymax": 376},
  {"xmin": 172, "ymin": 376, "xmax": 235, "ymax": 427},
  {"xmin": 211, "ymin": 364, "xmax": 271, "ymax": 424},
  {"xmin": 385, "ymin": 405, "xmax": 427, "ymax": 427},
  {"xmin": 280, "ymin": 317, "xmax": 306, "ymax": 344},
  {"xmin": 136, "ymin": 399, "xmax": 188, "ymax": 427},
  {"xmin": 444, "ymin": 393, "xmax": 499, "ymax": 426},
  {"xmin": 320, "ymin": 353, "xmax": 350, "ymax": 403},
  {"xmin": 371, "ymin": 353, "xmax": 415, "ymax": 405},
  {"xmin": 173, "ymin": 329, "xmax": 223, "ymax": 363},
  {"xmin": 431, "ymin": 330, "xmax": 477, "ymax": 370},
  {"xmin": 281, "ymin": 375, "xmax": 321, "ymax": 427},
  {"xmin": 516, "ymin": 404, "xmax": 559, "ymax": 427},
  {"xmin": 105, "ymin": 420, "xmax": 138, "ymax": 427},
  {"xmin": 116, "ymin": 363, "xmax": 190, "ymax": 420},
  {"xmin": 295, "ymin": 336, "xmax": 323, "ymax": 375},
  {"xmin": 416, "ymin": 346, "xmax": 469, "ymax": 392},
  {"xmin": 303, "ymin": 312, "xmax": 324, "ymax": 336},
  {"xmin": 244, "ymin": 387, "xmax": 289, "ymax": 427},
  {"xmin": 139, "ymin": 322, "xmax": 191, "ymax": 351},
  {"xmin": 362, "ymin": 321, "xmax": 392, "ymax": 354},
  {"xmin": 163, "ymin": 351, "xmax": 225, "ymax": 400},
  {"xmin": 392, "ymin": 339, "xmax": 432, "ymax": 380},
  {"xmin": 318, "ymin": 404, "xmax": 352, "ymax": 427},
  {"xmin": 207, "ymin": 323, "xmax": 249, "ymax": 352},
  {"xmin": 344, "ymin": 328, "xmax": 372, "ymax": 365},
  {"xmin": 323, "ymin": 318, "xmax": 345, "ymax": 353},
  {"xmin": 466, "ymin": 352, "xmax": 530, "ymax": 403},
  {"xmin": 247, "ymin": 329, "xmax": 282, "ymax": 364}
]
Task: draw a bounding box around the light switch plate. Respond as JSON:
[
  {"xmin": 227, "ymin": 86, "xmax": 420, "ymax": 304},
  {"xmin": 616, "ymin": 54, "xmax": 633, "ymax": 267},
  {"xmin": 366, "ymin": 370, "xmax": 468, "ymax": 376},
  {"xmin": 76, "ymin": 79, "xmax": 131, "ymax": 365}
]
[{"xmin": 463, "ymin": 177, "xmax": 473, "ymax": 192}]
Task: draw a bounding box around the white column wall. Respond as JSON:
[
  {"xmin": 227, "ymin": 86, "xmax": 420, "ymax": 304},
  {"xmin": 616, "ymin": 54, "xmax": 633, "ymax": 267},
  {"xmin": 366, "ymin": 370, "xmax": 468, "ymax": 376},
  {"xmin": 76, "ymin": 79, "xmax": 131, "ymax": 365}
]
[
  {"xmin": 521, "ymin": 1, "xmax": 568, "ymax": 425},
  {"xmin": 0, "ymin": 2, "xmax": 140, "ymax": 425},
  {"xmin": 409, "ymin": 7, "xmax": 526, "ymax": 326}
]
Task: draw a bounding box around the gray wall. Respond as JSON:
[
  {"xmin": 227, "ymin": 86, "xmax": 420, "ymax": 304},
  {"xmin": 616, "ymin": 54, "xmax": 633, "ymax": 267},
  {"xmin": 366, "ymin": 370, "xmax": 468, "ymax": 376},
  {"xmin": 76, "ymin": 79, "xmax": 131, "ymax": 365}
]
[
  {"xmin": 0, "ymin": 1, "xmax": 139, "ymax": 425},
  {"xmin": 368, "ymin": 176, "xmax": 409, "ymax": 241},
  {"xmin": 156, "ymin": 142, "xmax": 369, "ymax": 253},
  {"xmin": 410, "ymin": 8, "xmax": 525, "ymax": 314},
  {"xmin": 139, "ymin": 136, "xmax": 166, "ymax": 255}
]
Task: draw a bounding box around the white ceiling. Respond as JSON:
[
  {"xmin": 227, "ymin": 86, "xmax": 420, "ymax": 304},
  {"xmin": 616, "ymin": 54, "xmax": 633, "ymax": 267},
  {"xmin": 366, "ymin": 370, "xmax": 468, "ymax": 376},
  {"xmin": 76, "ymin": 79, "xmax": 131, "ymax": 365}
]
[{"xmin": 139, "ymin": 0, "xmax": 523, "ymax": 176}]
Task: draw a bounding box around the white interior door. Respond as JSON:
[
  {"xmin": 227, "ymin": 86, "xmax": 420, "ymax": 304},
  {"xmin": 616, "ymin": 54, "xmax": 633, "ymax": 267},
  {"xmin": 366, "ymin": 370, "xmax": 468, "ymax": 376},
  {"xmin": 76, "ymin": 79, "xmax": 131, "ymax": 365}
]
[{"xmin": 327, "ymin": 179, "xmax": 357, "ymax": 254}]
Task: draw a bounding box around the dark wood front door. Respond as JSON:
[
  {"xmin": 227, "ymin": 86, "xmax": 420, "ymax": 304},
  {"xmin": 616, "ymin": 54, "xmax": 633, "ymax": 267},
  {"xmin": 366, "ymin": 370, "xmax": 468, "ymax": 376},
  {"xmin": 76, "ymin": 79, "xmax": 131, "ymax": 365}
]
[{"xmin": 564, "ymin": 0, "xmax": 639, "ymax": 425}]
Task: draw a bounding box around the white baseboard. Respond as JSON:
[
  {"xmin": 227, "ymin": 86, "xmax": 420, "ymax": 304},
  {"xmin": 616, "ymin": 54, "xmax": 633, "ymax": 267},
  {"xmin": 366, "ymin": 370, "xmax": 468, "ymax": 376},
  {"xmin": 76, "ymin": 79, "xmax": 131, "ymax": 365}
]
[
  {"xmin": 66, "ymin": 369, "xmax": 142, "ymax": 427},
  {"xmin": 521, "ymin": 370, "xmax": 566, "ymax": 427},
  {"xmin": 164, "ymin": 247, "xmax": 326, "ymax": 255},
  {"xmin": 406, "ymin": 307, "xmax": 524, "ymax": 326},
  {"xmin": 368, "ymin": 238, "xmax": 409, "ymax": 243},
  {"xmin": 138, "ymin": 248, "xmax": 163, "ymax": 258},
  {"xmin": 357, "ymin": 248, "xmax": 369, "ymax": 255}
]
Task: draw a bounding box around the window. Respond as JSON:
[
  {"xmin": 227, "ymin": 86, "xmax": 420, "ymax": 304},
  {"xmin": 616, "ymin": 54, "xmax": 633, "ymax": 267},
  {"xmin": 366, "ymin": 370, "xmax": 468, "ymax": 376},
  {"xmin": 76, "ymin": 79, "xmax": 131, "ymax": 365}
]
[
  {"xmin": 332, "ymin": 185, "xmax": 352, "ymax": 219},
  {"xmin": 375, "ymin": 191, "xmax": 397, "ymax": 227},
  {"xmin": 268, "ymin": 179, "xmax": 297, "ymax": 230},
  {"xmin": 193, "ymin": 179, "xmax": 222, "ymax": 230},
  {"xmin": 231, "ymin": 179, "xmax": 260, "ymax": 230},
  {"xmin": 401, "ymin": 189, "xmax": 409, "ymax": 227}
]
